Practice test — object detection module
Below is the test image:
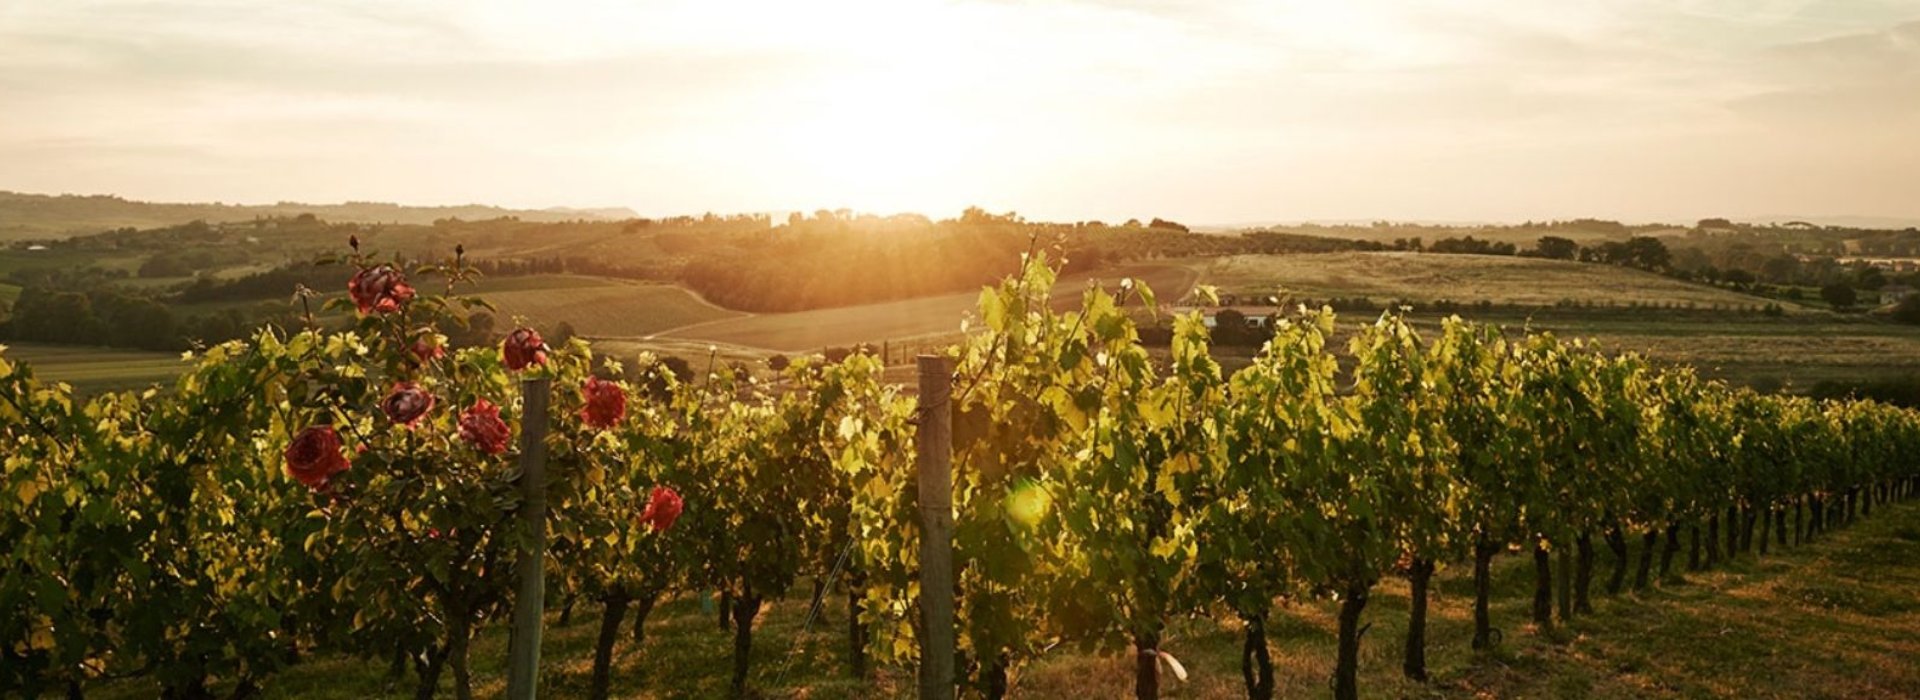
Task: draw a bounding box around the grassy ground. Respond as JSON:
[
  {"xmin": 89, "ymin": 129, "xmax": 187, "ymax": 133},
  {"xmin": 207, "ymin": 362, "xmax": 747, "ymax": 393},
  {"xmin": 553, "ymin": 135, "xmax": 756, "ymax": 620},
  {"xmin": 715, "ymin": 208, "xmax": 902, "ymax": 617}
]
[
  {"xmin": 93, "ymin": 501, "xmax": 1920, "ymax": 699},
  {"xmin": 470, "ymin": 275, "xmax": 742, "ymax": 338},
  {"xmin": 0, "ymin": 342, "xmax": 184, "ymax": 394},
  {"xmin": 1202, "ymin": 252, "xmax": 1793, "ymax": 311}
]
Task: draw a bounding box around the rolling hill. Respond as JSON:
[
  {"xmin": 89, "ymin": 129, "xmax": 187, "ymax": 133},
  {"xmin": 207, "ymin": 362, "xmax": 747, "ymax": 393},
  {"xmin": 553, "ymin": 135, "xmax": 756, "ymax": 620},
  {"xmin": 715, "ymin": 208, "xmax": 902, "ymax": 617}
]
[
  {"xmin": 1202, "ymin": 251, "xmax": 1796, "ymax": 310},
  {"xmin": 0, "ymin": 191, "xmax": 638, "ymax": 240},
  {"xmin": 655, "ymin": 262, "xmax": 1200, "ymax": 352}
]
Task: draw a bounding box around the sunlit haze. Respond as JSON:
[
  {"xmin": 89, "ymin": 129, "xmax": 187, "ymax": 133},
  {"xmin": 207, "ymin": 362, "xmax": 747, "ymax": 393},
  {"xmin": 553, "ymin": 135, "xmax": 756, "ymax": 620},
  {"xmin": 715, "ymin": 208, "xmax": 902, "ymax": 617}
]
[{"xmin": 2, "ymin": 0, "xmax": 1917, "ymax": 223}]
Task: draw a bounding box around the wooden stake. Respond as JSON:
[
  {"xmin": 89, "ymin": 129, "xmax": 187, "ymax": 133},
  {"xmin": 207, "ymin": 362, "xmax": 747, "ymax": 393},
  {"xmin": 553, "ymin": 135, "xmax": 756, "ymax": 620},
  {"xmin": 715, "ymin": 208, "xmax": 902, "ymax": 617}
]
[
  {"xmin": 506, "ymin": 377, "xmax": 552, "ymax": 700},
  {"xmin": 916, "ymin": 356, "xmax": 955, "ymax": 700}
]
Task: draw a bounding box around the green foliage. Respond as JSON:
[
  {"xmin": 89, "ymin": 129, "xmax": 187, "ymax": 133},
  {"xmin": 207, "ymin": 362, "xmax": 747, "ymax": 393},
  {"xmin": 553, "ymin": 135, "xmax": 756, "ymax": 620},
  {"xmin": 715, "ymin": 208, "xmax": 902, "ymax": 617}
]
[{"xmin": 3, "ymin": 249, "xmax": 1920, "ymax": 700}]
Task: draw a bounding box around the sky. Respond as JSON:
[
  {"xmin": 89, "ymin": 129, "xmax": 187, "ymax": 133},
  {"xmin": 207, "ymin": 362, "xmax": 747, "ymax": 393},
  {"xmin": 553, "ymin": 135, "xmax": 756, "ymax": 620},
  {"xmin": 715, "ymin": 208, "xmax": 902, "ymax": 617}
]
[{"xmin": 1, "ymin": 0, "xmax": 1917, "ymax": 225}]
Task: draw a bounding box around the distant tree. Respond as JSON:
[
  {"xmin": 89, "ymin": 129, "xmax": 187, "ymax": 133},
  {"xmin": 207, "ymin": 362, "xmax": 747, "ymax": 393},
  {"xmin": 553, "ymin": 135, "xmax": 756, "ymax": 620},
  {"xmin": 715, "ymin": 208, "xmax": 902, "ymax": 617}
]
[
  {"xmin": 1623, "ymin": 236, "xmax": 1670, "ymax": 270},
  {"xmin": 1759, "ymin": 255, "xmax": 1800, "ymax": 284},
  {"xmin": 99, "ymin": 294, "xmax": 180, "ymax": 350},
  {"xmin": 660, "ymin": 356, "xmax": 693, "ymax": 382},
  {"xmin": 1147, "ymin": 218, "xmax": 1190, "ymax": 233},
  {"xmin": 1123, "ymin": 218, "xmax": 1143, "ymax": 228},
  {"xmin": 1821, "ymin": 283, "xmax": 1858, "ymax": 310},
  {"xmin": 1429, "ymin": 236, "xmax": 1516, "ymax": 256},
  {"xmin": 1893, "ymin": 295, "xmax": 1920, "ymax": 325},
  {"xmin": 767, "ymin": 354, "xmax": 790, "ymax": 371},
  {"xmin": 449, "ymin": 311, "xmax": 497, "ymax": 349},
  {"xmin": 1533, "ymin": 236, "xmax": 1579, "ymax": 260},
  {"xmin": 4, "ymin": 289, "xmax": 102, "ymax": 344},
  {"xmin": 1722, "ymin": 269, "xmax": 1756, "ymax": 288},
  {"xmin": 1697, "ymin": 217, "xmax": 1735, "ymax": 229},
  {"xmin": 1854, "ymin": 266, "xmax": 1888, "ymax": 290},
  {"xmin": 959, "ymin": 206, "xmax": 1021, "ymax": 225},
  {"xmin": 552, "ymin": 321, "xmax": 578, "ymax": 345},
  {"xmin": 1213, "ymin": 309, "xmax": 1248, "ymax": 345}
]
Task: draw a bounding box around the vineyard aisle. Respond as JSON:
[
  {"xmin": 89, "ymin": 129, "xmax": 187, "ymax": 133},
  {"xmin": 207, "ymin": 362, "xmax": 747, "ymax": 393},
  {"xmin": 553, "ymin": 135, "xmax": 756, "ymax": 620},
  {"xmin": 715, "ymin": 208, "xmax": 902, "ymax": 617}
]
[{"xmin": 96, "ymin": 501, "xmax": 1920, "ymax": 699}]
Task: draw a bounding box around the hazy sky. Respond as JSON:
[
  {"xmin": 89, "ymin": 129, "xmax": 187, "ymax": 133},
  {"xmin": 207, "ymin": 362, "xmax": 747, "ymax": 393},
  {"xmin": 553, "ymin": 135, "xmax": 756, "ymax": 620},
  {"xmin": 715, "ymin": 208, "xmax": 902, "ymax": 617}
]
[{"xmin": 2, "ymin": 0, "xmax": 1917, "ymax": 224}]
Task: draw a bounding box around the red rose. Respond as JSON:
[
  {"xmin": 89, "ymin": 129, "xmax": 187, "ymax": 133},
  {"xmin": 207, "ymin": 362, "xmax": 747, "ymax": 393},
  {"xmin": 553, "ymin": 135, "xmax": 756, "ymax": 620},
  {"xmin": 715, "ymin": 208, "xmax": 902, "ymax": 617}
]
[
  {"xmin": 458, "ymin": 399, "xmax": 512, "ymax": 455},
  {"xmin": 286, "ymin": 426, "xmax": 350, "ymax": 490},
  {"xmin": 347, "ymin": 265, "xmax": 416, "ymax": 315},
  {"xmin": 502, "ymin": 328, "xmax": 548, "ymax": 371},
  {"xmin": 639, "ymin": 486, "xmax": 683, "ymax": 532},
  {"xmin": 579, "ymin": 376, "xmax": 626, "ymax": 430},
  {"xmin": 410, "ymin": 335, "xmax": 445, "ymax": 363},
  {"xmin": 381, "ymin": 382, "xmax": 435, "ymax": 427}
]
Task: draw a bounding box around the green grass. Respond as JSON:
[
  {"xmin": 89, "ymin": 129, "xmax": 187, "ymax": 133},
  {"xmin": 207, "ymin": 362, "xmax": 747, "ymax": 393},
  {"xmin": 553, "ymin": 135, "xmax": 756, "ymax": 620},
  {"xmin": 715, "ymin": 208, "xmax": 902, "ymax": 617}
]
[
  {"xmin": 1, "ymin": 342, "xmax": 184, "ymax": 394},
  {"xmin": 89, "ymin": 501, "xmax": 1920, "ymax": 699},
  {"xmin": 0, "ymin": 281, "xmax": 20, "ymax": 304},
  {"xmin": 1203, "ymin": 252, "xmax": 1794, "ymax": 311},
  {"xmin": 662, "ymin": 263, "xmax": 1199, "ymax": 352}
]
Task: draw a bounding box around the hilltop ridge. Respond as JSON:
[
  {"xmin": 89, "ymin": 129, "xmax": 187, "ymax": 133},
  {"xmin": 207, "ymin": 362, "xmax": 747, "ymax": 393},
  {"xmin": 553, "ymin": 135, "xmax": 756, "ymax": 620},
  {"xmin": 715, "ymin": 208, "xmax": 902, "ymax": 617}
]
[{"xmin": 0, "ymin": 190, "xmax": 639, "ymax": 240}]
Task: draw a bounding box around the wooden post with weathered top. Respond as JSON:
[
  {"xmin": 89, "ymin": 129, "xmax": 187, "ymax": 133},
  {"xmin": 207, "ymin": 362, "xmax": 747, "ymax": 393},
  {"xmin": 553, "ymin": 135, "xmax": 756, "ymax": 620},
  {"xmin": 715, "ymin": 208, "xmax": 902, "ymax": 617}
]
[
  {"xmin": 506, "ymin": 377, "xmax": 552, "ymax": 700},
  {"xmin": 916, "ymin": 356, "xmax": 956, "ymax": 700}
]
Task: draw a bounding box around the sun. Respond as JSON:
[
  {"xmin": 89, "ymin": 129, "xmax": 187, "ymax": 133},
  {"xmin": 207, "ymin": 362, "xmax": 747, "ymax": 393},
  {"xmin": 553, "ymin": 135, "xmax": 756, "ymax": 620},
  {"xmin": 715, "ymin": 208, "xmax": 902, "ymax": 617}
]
[{"xmin": 769, "ymin": 74, "xmax": 996, "ymax": 214}]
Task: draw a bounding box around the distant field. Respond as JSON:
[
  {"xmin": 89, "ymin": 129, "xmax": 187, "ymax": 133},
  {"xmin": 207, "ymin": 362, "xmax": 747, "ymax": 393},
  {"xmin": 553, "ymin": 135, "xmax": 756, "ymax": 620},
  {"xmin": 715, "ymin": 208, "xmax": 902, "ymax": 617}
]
[
  {"xmin": 1274, "ymin": 225, "xmax": 1685, "ymax": 246},
  {"xmin": 660, "ymin": 263, "xmax": 1200, "ymax": 352},
  {"xmin": 0, "ymin": 281, "xmax": 19, "ymax": 304},
  {"xmin": 0, "ymin": 248, "xmax": 145, "ymax": 276},
  {"xmin": 1204, "ymin": 252, "xmax": 1789, "ymax": 310},
  {"xmin": 1, "ymin": 343, "xmax": 183, "ymax": 393},
  {"xmin": 473, "ymin": 275, "xmax": 741, "ymax": 338},
  {"xmin": 1522, "ymin": 317, "xmax": 1920, "ymax": 389},
  {"xmin": 1188, "ymin": 311, "xmax": 1920, "ymax": 391}
]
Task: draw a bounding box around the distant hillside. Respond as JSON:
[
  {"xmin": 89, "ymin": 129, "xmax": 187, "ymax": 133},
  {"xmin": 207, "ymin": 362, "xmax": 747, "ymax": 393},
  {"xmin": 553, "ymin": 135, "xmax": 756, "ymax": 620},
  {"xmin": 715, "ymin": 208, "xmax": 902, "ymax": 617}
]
[
  {"xmin": 1202, "ymin": 251, "xmax": 1796, "ymax": 310},
  {"xmin": 0, "ymin": 191, "xmax": 639, "ymax": 240}
]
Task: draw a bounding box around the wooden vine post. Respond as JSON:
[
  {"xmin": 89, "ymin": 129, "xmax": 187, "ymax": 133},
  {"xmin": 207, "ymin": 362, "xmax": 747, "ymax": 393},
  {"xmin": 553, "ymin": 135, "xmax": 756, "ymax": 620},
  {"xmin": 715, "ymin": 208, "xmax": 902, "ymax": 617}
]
[
  {"xmin": 916, "ymin": 356, "xmax": 956, "ymax": 700},
  {"xmin": 506, "ymin": 377, "xmax": 553, "ymax": 699}
]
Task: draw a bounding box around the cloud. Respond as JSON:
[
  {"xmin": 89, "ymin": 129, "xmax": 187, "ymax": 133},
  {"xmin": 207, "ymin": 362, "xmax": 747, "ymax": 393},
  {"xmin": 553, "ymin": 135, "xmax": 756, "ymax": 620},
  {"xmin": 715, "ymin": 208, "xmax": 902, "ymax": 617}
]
[{"xmin": 0, "ymin": 0, "xmax": 1915, "ymax": 221}]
